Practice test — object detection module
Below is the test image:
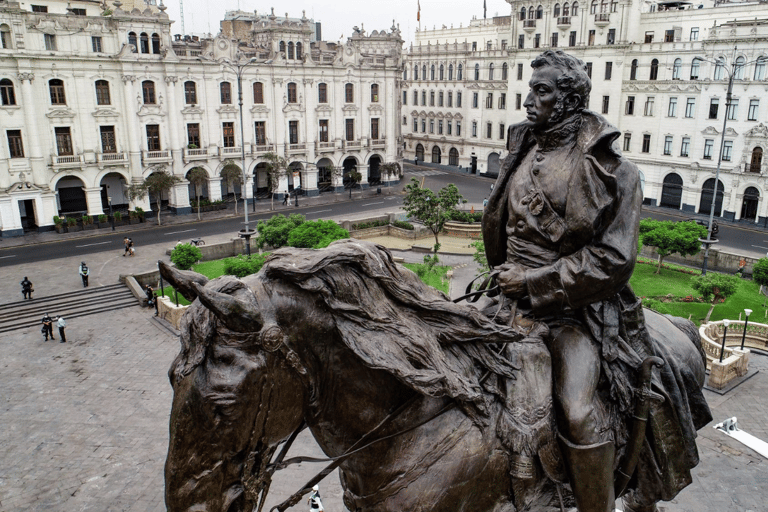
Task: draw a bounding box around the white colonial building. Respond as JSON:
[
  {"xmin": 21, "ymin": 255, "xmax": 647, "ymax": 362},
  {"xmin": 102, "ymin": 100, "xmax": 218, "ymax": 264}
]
[
  {"xmin": 403, "ymin": 0, "xmax": 768, "ymax": 225},
  {"xmin": 0, "ymin": 0, "xmax": 403, "ymax": 237}
]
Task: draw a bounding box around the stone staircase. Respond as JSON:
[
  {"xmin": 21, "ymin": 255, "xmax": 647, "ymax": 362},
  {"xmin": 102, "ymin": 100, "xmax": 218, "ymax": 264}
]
[{"xmin": 0, "ymin": 283, "xmax": 139, "ymax": 334}]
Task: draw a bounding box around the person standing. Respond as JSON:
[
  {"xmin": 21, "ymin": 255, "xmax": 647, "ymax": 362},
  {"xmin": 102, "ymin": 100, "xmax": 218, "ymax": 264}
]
[
  {"xmin": 307, "ymin": 485, "xmax": 324, "ymax": 511},
  {"xmin": 282, "ymin": 191, "xmax": 289, "ymax": 206},
  {"xmin": 79, "ymin": 262, "xmax": 90, "ymax": 287},
  {"xmin": 20, "ymin": 277, "xmax": 33, "ymax": 300},
  {"xmin": 128, "ymin": 237, "xmax": 135, "ymax": 256},
  {"xmin": 57, "ymin": 316, "xmax": 67, "ymax": 343},
  {"xmin": 41, "ymin": 313, "xmax": 54, "ymax": 341}
]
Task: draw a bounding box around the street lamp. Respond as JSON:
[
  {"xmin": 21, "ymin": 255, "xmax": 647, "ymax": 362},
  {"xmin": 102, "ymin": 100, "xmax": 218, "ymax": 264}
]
[
  {"xmin": 108, "ymin": 196, "xmax": 115, "ymax": 231},
  {"xmin": 741, "ymin": 308, "xmax": 753, "ymax": 350},
  {"xmin": 719, "ymin": 318, "xmax": 731, "ymax": 362},
  {"xmin": 199, "ymin": 52, "xmax": 267, "ymax": 257}
]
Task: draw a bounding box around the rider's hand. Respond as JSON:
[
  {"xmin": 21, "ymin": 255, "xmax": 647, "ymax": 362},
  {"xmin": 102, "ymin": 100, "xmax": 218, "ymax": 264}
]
[{"xmin": 496, "ymin": 263, "xmax": 528, "ymax": 299}]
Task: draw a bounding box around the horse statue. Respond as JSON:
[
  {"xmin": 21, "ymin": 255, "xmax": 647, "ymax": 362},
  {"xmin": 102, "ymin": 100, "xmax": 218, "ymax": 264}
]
[{"xmin": 161, "ymin": 240, "xmax": 710, "ymax": 512}]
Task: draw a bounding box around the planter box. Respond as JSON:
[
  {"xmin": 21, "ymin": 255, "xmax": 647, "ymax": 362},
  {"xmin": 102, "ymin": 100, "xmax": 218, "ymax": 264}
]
[
  {"xmin": 98, "ymin": 222, "xmax": 111, "ymax": 229},
  {"xmin": 55, "ymin": 225, "xmax": 67, "ymax": 234},
  {"xmin": 68, "ymin": 225, "xmax": 82, "ymax": 232},
  {"xmin": 83, "ymin": 223, "xmax": 97, "ymax": 230}
]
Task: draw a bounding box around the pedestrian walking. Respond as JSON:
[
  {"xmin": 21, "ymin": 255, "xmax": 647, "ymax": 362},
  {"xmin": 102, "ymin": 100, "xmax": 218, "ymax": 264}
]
[
  {"xmin": 20, "ymin": 276, "xmax": 33, "ymax": 300},
  {"xmin": 41, "ymin": 313, "xmax": 54, "ymax": 341},
  {"xmin": 283, "ymin": 191, "xmax": 289, "ymax": 206},
  {"xmin": 307, "ymin": 485, "xmax": 324, "ymax": 511},
  {"xmin": 123, "ymin": 237, "xmax": 131, "ymax": 257},
  {"xmin": 79, "ymin": 261, "xmax": 90, "ymax": 287},
  {"xmin": 483, "ymin": 197, "xmax": 489, "ymax": 208},
  {"xmin": 57, "ymin": 316, "xmax": 67, "ymax": 343},
  {"xmin": 128, "ymin": 237, "xmax": 135, "ymax": 256}
]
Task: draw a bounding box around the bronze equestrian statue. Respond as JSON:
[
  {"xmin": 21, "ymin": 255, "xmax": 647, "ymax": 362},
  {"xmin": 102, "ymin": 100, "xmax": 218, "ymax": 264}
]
[{"xmin": 162, "ymin": 51, "xmax": 711, "ymax": 512}]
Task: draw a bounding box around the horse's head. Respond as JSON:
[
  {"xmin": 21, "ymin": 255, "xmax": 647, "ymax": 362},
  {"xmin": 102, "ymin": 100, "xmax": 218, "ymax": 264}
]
[{"xmin": 160, "ymin": 262, "xmax": 306, "ymax": 512}]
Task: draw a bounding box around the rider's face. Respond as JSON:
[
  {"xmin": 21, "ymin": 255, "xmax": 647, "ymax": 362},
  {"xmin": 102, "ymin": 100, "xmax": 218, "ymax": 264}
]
[{"xmin": 523, "ymin": 66, "xmax": 575, "ymax": 129}]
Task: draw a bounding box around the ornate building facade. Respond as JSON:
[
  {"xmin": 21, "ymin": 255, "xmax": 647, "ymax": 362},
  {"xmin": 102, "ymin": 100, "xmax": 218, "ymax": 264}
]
[{"xmin": 0, "ymin": 1, "xmax": 403, "ymax": 236}]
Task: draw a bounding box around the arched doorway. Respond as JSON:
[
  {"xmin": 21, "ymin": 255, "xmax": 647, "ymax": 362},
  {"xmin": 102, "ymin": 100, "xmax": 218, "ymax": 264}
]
[
  {"xmin": 316, "ymin": 158, "xmax": 334, "ymax": 193},
  {"xmin": 431, "ymin": 146, "xmax": 441, "ymax": 164},
  {"xmin": 254, "ymin": 162, "xmax": 270, "ymax": 199},
  {"xmin": 220, "ymin": 163, "xmax": 242, "ymax": 201},
  {"xmin": 147, "ymin": 170, "xmax": 171, "ymax": 210},
  {"xmin": 749, "ymin": 147, "xmax": 763, "ymax": 173},
  {"xmin": 186, "ymin": 167, "xmax": 209, "ymax": 207},
  {"xmin": 741, "ymin": 186, "xmax": 760, "ymax": 222},
  {"xmin": 99, "ymin": 172, "xmax": 128, "ymax": 211},
  {"xmin": 368, "ymin": 155, "xmax": 382, "ymax": 186},
  {"xmin": 659, "ymin": 173, "xmax": 683, "ymax": 209},
  {"xmin": 449, "ymin": 148, "xmax": 459, "ymax": 166},
  {"xmin": 415, "ymin": 144, "xmax": 425, "ymax": 161},
  {"xmin": 343, "ymin": 157, "xmax": 358, "ymax": 189},
  {"xmin": 487, "ymin": 152, "xmax": 500, "ymax": 176},
  {"xmin": 55, "ymin": 176, "xmax": 87, "ymax": 214},
  {"xmin": 699, "ymin": 178, "xmax": 725, "ymax": 216}
]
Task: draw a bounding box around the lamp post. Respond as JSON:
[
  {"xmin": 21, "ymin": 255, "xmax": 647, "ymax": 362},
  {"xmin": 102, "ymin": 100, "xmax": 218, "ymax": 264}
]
[
  {"xmin": 719, "ymin": 318, "xmax": 731, "ymax": 362},
  {"xmin": 108, "ymin": 196, "xmax": 115, "ymax": 231},
  {"xmin": 741, "ymin": 308, "xmax": 753, "ymax": 350}
]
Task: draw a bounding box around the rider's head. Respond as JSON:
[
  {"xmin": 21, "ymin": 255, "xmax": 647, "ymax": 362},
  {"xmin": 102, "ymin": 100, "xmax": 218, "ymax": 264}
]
[{"xmin": 525, "ymin": 50, "xmax": 591, "ymax": 129}]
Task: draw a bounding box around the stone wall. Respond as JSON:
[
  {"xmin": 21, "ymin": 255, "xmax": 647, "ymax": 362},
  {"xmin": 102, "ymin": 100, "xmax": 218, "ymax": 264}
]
[{"xmin": 639, "ymin": 246, "xmax": 757, "ymax": 274}]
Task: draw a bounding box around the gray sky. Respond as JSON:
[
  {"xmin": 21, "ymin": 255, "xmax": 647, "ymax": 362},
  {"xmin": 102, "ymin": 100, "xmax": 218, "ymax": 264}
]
[{"xmin": 163, "ymin": 0, "xmax": 513, "ymax": 46}]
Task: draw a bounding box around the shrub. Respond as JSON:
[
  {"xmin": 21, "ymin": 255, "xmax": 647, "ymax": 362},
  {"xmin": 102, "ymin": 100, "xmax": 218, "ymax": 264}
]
[
  {"xmin": 256, "ymin": 214, "xmax": 306, "ymax": 249},
  {"xmin": 223, "ymin": 254, "xmax": 267, "ymax": 278},
  {"xmin": 53, "ymin": 215, "xmax": 63, "ymax": 226},
  {"xmin": 66, "ymin": 217, "xmax": 77, "ymax": 226},
  {"xmin": 113, "ymin": 211, "xmax": 122, "ymax": 221},
  {"xmin": 352, "ymin": 220, "xmax": 388, "ymax": 230},
  {"xmin": 288, "ymin": 220, "xmax": 349, "ymax": 249},
  {"xmin": 82, "ymin": 215, "xmax": 93, "ymax": 225},
  {"xmin": 449, "ymin": 210, "xmax": 483, "ymax": 223},
  {"xmin": 641, "ymin": 297, "xmax": 673, "ymax": 315},
  {"xmin": 171, "ymin": 243, "xmax": 203, "ymax": 270},
  {"xmin": 391, "ymin": 220, "xmax": 414, "ymax": 230},
  {"xmin": 98, "ymin": 214, "xmax": 108, "ymax": 223}
]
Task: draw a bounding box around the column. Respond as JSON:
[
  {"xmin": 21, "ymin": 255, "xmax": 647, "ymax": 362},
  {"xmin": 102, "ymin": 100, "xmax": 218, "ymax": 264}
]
[
  {"xmin": 17, "ymin": 73, "xmax": 46, "ymax": 186},
  {"xmin": 128, "ymin": 177, "xmax": 152, "ymax": 212},
  {"xmin": 121, "ymin": 75, "xmax": 144, "ymax": 180},
  {"xmin": 164, "ymin": 75, "xmax": 183, "ymax": 177},
  {"xmin": 332, "ymin": 167, "xmax": 344, "ymax": 193},
  {"xmin": 83, "ymin": 187, "xmax": 106, "ymax": 216},
  {"xmin": 0, "ymin": 196, "xmax": 23, "ymax": 237},
  {"xmin": 358, "ymin": 164, "xmax": 369, "ymax": 188},
  {"xmin": 207, "ymin": 177, "xmax": 223, "ymax": 201},
  {"xmin": 170, "ymin": 181, "xmax": 191, "ymax": 215},
  {"xmin": 304, "ymin": 163, "xmax": 319, "ymax": 197}
]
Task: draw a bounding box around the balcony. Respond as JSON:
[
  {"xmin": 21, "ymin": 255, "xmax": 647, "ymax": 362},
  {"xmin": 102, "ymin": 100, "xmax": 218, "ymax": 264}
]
[
  {"xmin": 343, "ymin": 140, "xmax": 363, "ymax": 150},
  {"xmin": 183, "ymin": 147, "xmax": 209, "ymax": 162},
  {"xmin": 595, "ymin": 13, "xmax": 610, "ymax": 26},
  {"xmin": 251, "ymin": 143, "xmax": 274, "ymax": 155},
  {"xmin": 96, "ymin": 152, "xmax": 128, "ymax": 166},
  {"xmin": 557, "ymin": 16, "xmax": 571, "ymax": 28},
  {"xmin": 315, "ymin": 141, "xmax": 336, "ymax": 153},
  {"xmin": 744, "ymin": 164, "xmax": 762, "ymax": 173},
  {"xmin": 368, "ymin": 138, "xmax": 386, "ymax": 148},
  {"xmin": 51, "ymin": 154, "xmax": 84, "ymax": 170},
  {"xmin": 286, "ymin": 143, "xmax": 307, "ymax": 154},
  {"xmin": 142, "ymin": 150, "xmax": 171, "ymax": 164},
  {"xmin": 218, "ymin": 146, "xmax": 243, "ymax": 158},
  {"xmin": 523, "ymin": 19, "xmax": 536, "ymax": 31}
]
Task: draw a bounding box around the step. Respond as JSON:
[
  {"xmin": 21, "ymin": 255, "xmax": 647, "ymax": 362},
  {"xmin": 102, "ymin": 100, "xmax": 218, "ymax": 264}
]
[
  {"xmin": 0, "ymin": 284, "xmax": 126, "ymax": 312},
  {"xmin": 0, "ymin": 290, "xmax": 136, "ymax": 322},
  {"xmin": 0, "ymin": 299, "xmax": 141, "ymax": 334}
]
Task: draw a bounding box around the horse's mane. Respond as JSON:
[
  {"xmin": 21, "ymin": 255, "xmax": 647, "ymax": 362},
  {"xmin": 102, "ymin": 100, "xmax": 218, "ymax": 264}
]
[{"xmin": 263, "ymin": 239, "xmax": 522, "ymax": 423}]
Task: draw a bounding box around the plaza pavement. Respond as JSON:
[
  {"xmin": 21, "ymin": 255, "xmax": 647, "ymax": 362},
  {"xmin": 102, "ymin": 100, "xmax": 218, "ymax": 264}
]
[{"xmin": 1, "ymin": 198, "xmax": 767, "ymax": 511}]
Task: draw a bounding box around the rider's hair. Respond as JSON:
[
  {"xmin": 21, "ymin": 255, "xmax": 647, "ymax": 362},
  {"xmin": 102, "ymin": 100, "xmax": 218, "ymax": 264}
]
[{"xmin": 531, "ymin": 50, "xmax": 591, "ymax": 110}]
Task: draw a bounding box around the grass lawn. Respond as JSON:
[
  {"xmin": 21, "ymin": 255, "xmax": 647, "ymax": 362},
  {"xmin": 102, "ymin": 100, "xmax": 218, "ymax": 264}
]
[{"xmin": 402, "ymin": 263, "xmax": 450, "ymax": 294}]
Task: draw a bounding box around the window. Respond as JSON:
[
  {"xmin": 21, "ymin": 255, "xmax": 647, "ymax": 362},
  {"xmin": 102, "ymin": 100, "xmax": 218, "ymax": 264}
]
[
  {"xmin": 755, "ymin": 57, "xmax": 767, "ymax": 81},
  {"xmin": 685, "ymin": 98, "xmax": 695, "ymax": 118},
  {"xmin": 438, "ymin": 91, "xmax": 444, "ymax": 106},
  {"xmin": 649, "ymin": 59, "xmax": 659, "ymax": 80},
  {"xmin": 184, "ymin": 81, "xmax": 197, "ymax": 105},
  {"xmin": 727, "ymin": 98, "xmax": 738, "ymax": 120},
  {"xmin": 1, "ymin": 24, "xmax": 12, "ymax": 49},
  {"xmin": 625, "ymin": 96, "xmax": 635, "ymax": 115},
  {"xmin": 222, "ymin": 122, "xmax": 235, "ymax": 148},
  {"xmin": 474, "ymin": 64, "xmax": 480, "ymax": 80},
  {"xmin": 703, "ymin": 139, "xmax": 713, "ymax": 159},
  {"xmin": 642, "ymin": 134, "xmax": 651, "ymax": 153},
  {"xmin": 421, "ymin": 118, "xmax": 426, "ymax": 132},
  {"xmin": 667, "ymin": 97, "xmax": 677, "ymax": 117},
  {"xmin": 403, "ymin": 116, "xmax": 407, "ymax": 125},
  {"xmin": 536, "ymin": 5, "xmax": 544, "ymax": 18},
  {"xmin": 663, "ymin": 136, "xmax": 673, "ymax": 155},
  {"xmin": 586, "ymin": 62, "xmax": 592, "ymax": 78},
  {"xmin": 128, "ymin": 32, "xmax": 137, "ymax": 52},
  {"xmin": 287, "ymin": 42, "xmax": 294, "ymax": 60},
  {"xmin": 602, "ymin": 95, "xmax": 609, "ymax": 114},
  {"xmin": 607, "ymin": 28, "xmax": 615, "ymax": 45},
  {"xmin": 344, "ymin": 119, "xmax": 355, "ymax": 141},
  {"xmin": 49, "ymin": 79, "xmax": 66, "ymax": 105},
  {"xmin": 489, "ymin": 63, "xmax": 494, "ymax": 80},
  {"xmin": 499, "ymin": 123, "xmax": 506, "ymax": 139},
  {"xmin": 690, "ymin": 59, "xmax": 700, "ymax": 80},
  {"xmin": 722, "ymin": 140, "xmax": 733, "ymax": 161},
  {"xmin": 142, "ymin": 80, "xmax": 155, "ymax": 104},
  {"xmin": 714, "ymin": 59, "xmax": 725, "ymax": 80},
  {"xmin": 588, "ymin": 30, "xmax": 595, "ymax": 46},
  {"xmin": 569, "ymin": 31, "xmax": 576, "ymax": 47},
  {"xmin": 439, "ymin": 65, "xmax": 444, "ymax": 80},
  {"xmin": 253, "ymin": 82, "xmax": 264, "ymax": 104},
  {"xmin": 318, "ymin": 83, "xmax": 327, "ymax": 103},
  {"xmin": 187, "ymin": 123, "xmax": 200, "ymax": 147},
  {"xmin": 457, "ymin": 92, "xmax": 462, "ymax": 107},
  {"xmin": 437, "ymin": 119, "xmax": 443, "ymax": 135},
  {"xmin": 414, "ymin": 65, "xmax": 419, "ymax": 80},
  {"xmin": 449, "ymin": 64, "xmax": 454, "ymax": 80},
  {"xmin": 31, "ymin": 5, "xmax": 48, "ymax": 12},
  {"xmin": 486, "ymin": 93, "xmax": 493, "ymax": 109},
  {"xmin": 369, "ymin": 83, "xmax": 379, "ymax": 103},
  {"xmin": 644, "ymin": 32, "xmax": 654, "ymax": 43},
  {"xmin": 145, "ymin": 124, "xmax": 160, "ymax": 151},
  {"xmin": 516, "ymin": 93, "xmax": 522, "ymax": 110},
  {"xmin": 56, "ymin": 127, "xmax": 73, "ymax": 155},
  {"xmin": 430, "ymin": 91, "xmax": 435, "ymax": 106},
  {"xmin": 690, "ymin": 27, "xmax": 699, "ymax": 41},
  {"xmin": 517, "ymin": 63, "xmax": 523, "ymax": 80},
  {"xmin": 534, "ymin": 33, "xmax": 541, "ymax": 48},
  {"xmin": 290, "ymin": 120, "xmax": 299, "ymax": 144},
  {"xmin": 403, "ymin": 91, "xmax": 407, "ymax": 105},
  {"xmin": 447, "ymin": 91, "xmax": 453, "ymax": 107},
  {"xmin": 44, "ymin": 34, "xmax": 57, "ymax": 51},
  {"xmin": 403, "ymin": 68, "xmax": 408, "ymax": 80},
  {"xmin": 520, "ymin": 6, "xmax": 527, "ymax": 20},
  {"xmin": 287, "ymin": 83, "xmax": 297, "ymax": 104},
  {"xmin": 623, "ymin": 132, "xmax": 631, "ymax": 152},
  {"xmin": 140, "ymin": 33, "xmax": 149, "ymax": 54},
  {"xmin": 664, "ymin": 29, "xmax": 675, "ymax": 43},
  {"xmin": 563, "ymin": 3, "xmax": 570, "ymax": 15},
  {"xmin": 456, "ymin": 121, "xmax": 462, "ymax": 136},
  {"xmin": 71, "ymin": 8, "xmax": 86, "ymax": 16},
  {"xmin": 96, "ymin": 125, "xmax": 116, "ymax": 155},
  {"xmin": 421, "ymin": 90, "xmax": 426, "ymax": 106},
  {"xmin": 630, "ymin": 59, "xmax": 638, "ymax": 80},
  {"xmin": 220, "ymin": 82, "xmax": 232, "ymax": 104},
  {"xmin": 95, "ymin": 80, "xmax": 111, "ymax": 106},
  {"xmin": 709, "ymin": 98, "xmax": 719, "ymax": 119},
  {"xmin": 473, "ymin": 92, "xmax": 479, "ymax": 108},
  {"xmin": 518, "ymin": 34, "xmax": 525, "ymax": 49},
  {"xmin": 572, "ymin": 2, "xmax": 579, "ymax": 15},
  {"xmin": 0, "ymin": 79, "xmax": 15, "ymax": 105},
  {"xmin": 734, "ymin": 57, "xmax": 745, "ymax": 80},
  {"xmin": 151, "ymin": 33, "xmax": 160, "ymax": 54},
  {"xmin": 551, "ymin": 33, "xmax": 558, "ymax": 47},
  {"xmin": 7, "ymin": 130, "xmax": 23, "ymax": 158},
  {"xmin": 472, "ymin": 121, "xmax": 478, "ymax": 138},
  {"xmin": 296, "ymin": 42, "xmax": 303, "ymax": 60},
  {"xmin": 457, "ymin": 64, "xmax": 463, "ymax": 80},
  {"xmin": 447, "ymin": 121, "xmax": 452, "ymax": 135},
  {"xmin": 345, "ymin": 83, "xmax": 354, "ymax": 103},
  {"xmin": 499, "ymin": 93, "xmax": 506, "ymax": 109},
  {"xmin": 605, "ymin": 62, "xmax": 612, "ymax": 80},
  {"xmin": 413, "ymin": 118, "xmax": 418, "ymax": 132},
  {"xmin": 554, "ymin": 3, "xmax": 561, "ymax": 16},
  {"xmin": 430, "ymin": 119, "xmax": 436, "ymax": 134},
  {"xmin": 431, "ymin": 65, "xmax": 435, "ymax": 80},
  {"xmin": 472, "ymin": 42, "xmax": 477, "ymax": 51},
  {"xmin": 91, "ymin": 36, "xmax": 102, "ymax": 53},
  {"xmin": 749, "ymin": 99, "xmax": 759, "ymax": 121},
  {"xmin": 644, "ymin": 97, "xmax": 654, "ymax": 116},
  {"xmin": 413, "ymin": 90, "xmax": 418, "ymax": 104},
  {"xmin": 371, "ymin": 118, "xmax": 380, "ymax": 140},
  {"xmin": 501, "ymin": 40, "xmax": 508, "ymax": 50},
  {"xmin": 680, "ymin": 137, "xmax": 690, "ymax": 157}
]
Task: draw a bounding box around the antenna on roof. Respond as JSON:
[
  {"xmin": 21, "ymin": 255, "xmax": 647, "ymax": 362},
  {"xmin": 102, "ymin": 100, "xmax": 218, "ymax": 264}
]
[{"xmin": 179, "ymin": 0, "xmax": 185, "ymax": 34}]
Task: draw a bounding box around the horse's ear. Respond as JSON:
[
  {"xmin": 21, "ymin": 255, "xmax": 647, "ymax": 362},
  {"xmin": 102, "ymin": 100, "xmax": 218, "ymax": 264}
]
[
  {"xmin": 191, "ymin": 282, "xmax": 264, "ymax": 332},
  {"xmin": 159, "ymin": 260, "xmax": 209, "ymax": 302}
]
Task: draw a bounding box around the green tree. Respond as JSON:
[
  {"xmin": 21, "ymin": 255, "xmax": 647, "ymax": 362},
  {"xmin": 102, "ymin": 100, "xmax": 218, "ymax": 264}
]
[
  {"xmin": 220, "ymin": 163, "xmax": 243, "ymax": 215},
  {"xmin": 379, "ymin": 162, "xmax": 400, "ymax": 192},
  {"xmin": 125, "ymin": 169, "xmax": 182, "ymax": 226},
  {"xmin": 256, "ymin": 213, "xmax": 305, "ymax": 249},
  {"xmin": 691, "ymin": 273, "xmax": 740, "ymax": 323},
  {"xmin": 752, "ymin": 257, "xmax": 768, "ymax": 305},
  {"xmin": 287, "ymin": 219, "xmax": 349, "ymax": 249},
  {"xmin": 262, "ymin": 152, "xmax": 288, "ymax": 211},
  {"xmin": 170, "ymin": 243, "xmax": 203, "ymax": 270},
  {"xmin": 639, "ymin": 219, "xmax": 707, "ymax": 274},
  {"xmin": 402, "ymin": 178, "xmax": 465, "ymax": 253},
  {"xmin": 187, "ymin": 167, "xmax": 208, "ymax": 220}
]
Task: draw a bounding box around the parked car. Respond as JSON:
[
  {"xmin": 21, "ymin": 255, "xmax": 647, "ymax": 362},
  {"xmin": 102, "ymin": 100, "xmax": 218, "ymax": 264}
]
[{"xmin": 686, "ymin": 218, "xmax": 719, "ymax": 237}]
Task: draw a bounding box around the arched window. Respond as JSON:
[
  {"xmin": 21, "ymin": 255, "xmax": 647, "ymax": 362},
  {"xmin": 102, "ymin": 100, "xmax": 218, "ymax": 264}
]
[
  {"xmin": 317, "ymin": 83, "xmax": 327, "ymax": 103},
  {"xmin": 415, "ymin": 143, "xmax": 425, "ymax": 160},
  {"xmin": 414, "ymin": 64, "xmax": 419, "ymax": 80},
  {"xmin": 554, "ymin": 3, "xmax": 561, "ymax": 17},
  {"xmin": 279, "ymin": 41, "xmax": 286, "ymax": 54},
  {"xmin": 600, "ymin": 0, "xmax": 608, "ymax": 12},
  {"xmin": 699, "ymin": 178, "xmax": 724, "ymax": 216},
  {"xmin": 571, "ymin": 1, "xmax": 579, "ymax": 15},
  {"xmin": 660, "ymin": 173, "xmax": 683, "ymax": 209},
  {"xmin": 690, "ymin": 58, "xmax": 701, "ymax": 80},
  {"xmin": 449, "ymin": 147, "xmax": 459, "ymax": 166},
  {"xmin": 502, "ymin": 62, "xmax": 508, "ymax": 80},
  {"xmin": 672, "ymin": 58, "xmax": 682, "ymax": 80},
  {"xmin": 519, "ymin": 7, "xmax": 526, "ymax": 20},
  {"xmin": 448, "ymin": 64, "xmax": 454, "ymax": 80},
  {"xmin": 296, "ymin": 42, "xmax": 302, "ymax": 59},
  {"xmin": 253, "ymin": 82, "xmax": 264, "ymax": 104},
  {"xmin": 474, "ymin": 63, "xmax": 480, "ymax": 80},
  {"xmin": 536, "ymin": 5, "xmax": 543, "ymax": 18},
  {"xmin": 649, "ymin": 59, "xmax": 659, "ymax": 80},
  {"xmin": 220, "ymin": 82, "xmax": 231, "ymax": 104},
  {"xmin": 750, "ymin": 147, "xmax": 763, "ymax": 173},
  {"xmin": 528, "ymin": 5, "xmax": 535, "ymax": 19},
  {"xmin": 95, "ymin": 79, "xmax": 111, "ymax": 105},
  {"xmin": 422, "ymin": 65, "xmax": 427, "ymax": 79},
  {"xmin": 630, "ymin": 59, "xmax": 638, "ymax": 80},
  {"xmin": 151, "ymin": 33, "xmax": 160, "ymax": 54},
  {"xmin": 128, "ymin": 32, "xmax": 137, "ymax": 52},
  {"xmin": 431, "ymin": 145, "xmax": 441, "ymax": 164},
  {"xmin": 0, "ymin": 78, "xmax": 16, "ymax": 105},
  {"xmin": 741, "ymin": 186, "xmax": 760, "ymax": 222},
  {"xmin": 431, "ymin": 64, "xmax": 435, "ymax": 80},
  {"xmin": 1, "ymin": 24, "xmax": 14, "ymax": 49},
  {"xmin": 590, "ymin": 1, "xmax": 597, "ymax": 14},
  {"xmin": 439, "ymin": 64, "xmax": 444, "ymax": 80},
  {"xmin": 563, "ymin": 3, "xmax": 570, "ymax": 16},
  {"xmin": 755, "ymin": 57, "xmax": 767, "ymax": 80},
  {"xmin": 287, "ymin": 82, "xmax": 298, "ymax": 103},
  {"xmin": 734, "ymin": 56, "xmax": 745, "ymax": 80},
  {"xmin": 287, "ymin": 42, "xmax": 294, "ymax": 59},
  {"xmin": 371, "ymin": 84, "xmax": 379, "ymax": 102},
  {"xmin": 345, "ymin": 83, "xmax": 354, "ymax": 103},
  {"xmin": 714, "ymin": 58, "xmax": 725, "ymax": 80},
  {"xmin": 458, "ymin": 64, "xmax": 463, "ymax": 80},
  {"xmin": 139, "ymin": 32, "xmax": 149, "ymax": 53},
  {"xmin": 141, "ymin": 80, "xmax": 155, "ymax": 104},
  {"xmin": 49, "ymin": 79, "xmax": 66, "ymax": 105},
  {"xmin": 403, "ymin": 68, "xmax": 408, "ymax": 80},
  {"xmin": 489, "ymin": 63, "xmax": 494, "ymax": 80}
]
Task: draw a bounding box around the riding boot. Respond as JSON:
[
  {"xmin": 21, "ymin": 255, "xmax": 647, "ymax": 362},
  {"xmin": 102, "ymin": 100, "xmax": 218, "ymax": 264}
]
[
  {"xmin": 622, "ymin": 494, "xmax": 658, "ymax": 512},
  {"xmin": 558, "ymin": 434, "xmax": 615, "ymax": 512}
]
